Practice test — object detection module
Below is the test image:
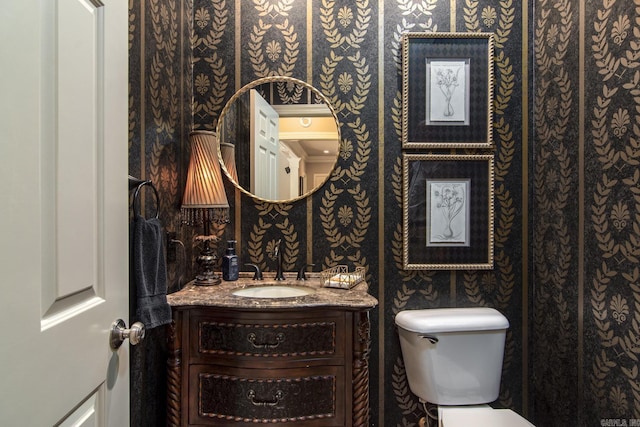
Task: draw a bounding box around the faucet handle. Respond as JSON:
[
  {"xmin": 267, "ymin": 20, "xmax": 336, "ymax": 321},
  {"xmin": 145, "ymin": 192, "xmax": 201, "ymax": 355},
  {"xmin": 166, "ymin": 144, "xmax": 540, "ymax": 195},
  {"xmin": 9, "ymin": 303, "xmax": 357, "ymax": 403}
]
[
  {"xmin": 245, "ymin": 263, "xmax": 263, "ymax": 280},
  {"xmin": 296, "ymin": 264, "xmax": 315, "ymax": 281}
]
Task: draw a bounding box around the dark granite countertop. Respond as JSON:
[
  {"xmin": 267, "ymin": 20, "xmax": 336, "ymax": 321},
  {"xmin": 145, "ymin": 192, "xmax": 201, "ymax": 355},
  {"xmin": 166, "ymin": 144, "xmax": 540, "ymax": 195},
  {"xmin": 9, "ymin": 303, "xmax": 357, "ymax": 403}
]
[{"xmin": 167, "ymin": 271, "xmax": 378, "ymax": 310}]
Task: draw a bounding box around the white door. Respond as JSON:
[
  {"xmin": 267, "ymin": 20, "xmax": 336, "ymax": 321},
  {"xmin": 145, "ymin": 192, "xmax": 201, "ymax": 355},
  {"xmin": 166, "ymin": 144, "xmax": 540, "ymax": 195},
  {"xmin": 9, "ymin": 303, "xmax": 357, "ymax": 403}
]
[
  {"xmin": 314, "ymin": 174, "xmax": 329, "ymax": 188},
  {"xmin": 250, "ymin": 89, "xmax": 280, "ymax": 199},
  {"xmin": 278, "ymin": 142, "xmax": 301, "ymax": 199},
  {"xmin": 0, "ymin": 0, "xmax": 130, "ymax": 425}
]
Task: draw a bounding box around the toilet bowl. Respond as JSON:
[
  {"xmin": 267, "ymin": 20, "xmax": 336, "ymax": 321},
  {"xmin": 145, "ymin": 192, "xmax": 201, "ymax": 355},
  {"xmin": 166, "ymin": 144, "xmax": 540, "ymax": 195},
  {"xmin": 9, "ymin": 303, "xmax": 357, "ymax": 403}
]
[
  {"xmin": 395, "ymin": 307, "xmax": 535, "ymax": 427},
  {"xmin": 438, "ymin": 404, "xmax": 534, "ymax": 426}
]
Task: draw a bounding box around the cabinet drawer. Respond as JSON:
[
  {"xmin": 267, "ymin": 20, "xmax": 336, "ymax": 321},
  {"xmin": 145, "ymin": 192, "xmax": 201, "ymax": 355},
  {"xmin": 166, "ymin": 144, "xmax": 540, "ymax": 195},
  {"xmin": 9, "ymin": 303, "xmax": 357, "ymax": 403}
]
[
  {"xmin": 191, "ymin": 314, "xmax": 344, "ymax": 359},
  {"xmin": 189, "ymin": 365, "xmax": 345, "ymax": 426}
]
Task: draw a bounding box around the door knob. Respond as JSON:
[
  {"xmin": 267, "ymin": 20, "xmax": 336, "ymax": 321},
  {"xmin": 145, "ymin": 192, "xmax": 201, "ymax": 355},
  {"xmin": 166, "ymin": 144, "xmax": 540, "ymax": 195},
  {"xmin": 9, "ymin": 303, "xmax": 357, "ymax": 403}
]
[{"xmin": 110, "ymin": 319, "xmax": 145, "ymax": 350}]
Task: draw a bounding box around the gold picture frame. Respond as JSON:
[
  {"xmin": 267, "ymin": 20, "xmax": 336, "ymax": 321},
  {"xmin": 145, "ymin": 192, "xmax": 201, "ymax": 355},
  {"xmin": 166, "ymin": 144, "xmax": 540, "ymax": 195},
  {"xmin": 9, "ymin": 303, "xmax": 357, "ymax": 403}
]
[
  {"xmin": 401, "ymin": 32, "xmax": 495, "ymax": 149},
  {"xmin": 403, "ymin": 154, "xmax": 494, "ymax": 270}
]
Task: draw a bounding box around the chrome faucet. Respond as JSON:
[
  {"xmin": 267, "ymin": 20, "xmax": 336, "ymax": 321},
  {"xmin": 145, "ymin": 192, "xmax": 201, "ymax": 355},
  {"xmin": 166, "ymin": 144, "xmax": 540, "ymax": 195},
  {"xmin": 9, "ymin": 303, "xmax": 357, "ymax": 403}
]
[{"xmin": 274, "ymin": 239, "xmax": 285, "ymax": 281}]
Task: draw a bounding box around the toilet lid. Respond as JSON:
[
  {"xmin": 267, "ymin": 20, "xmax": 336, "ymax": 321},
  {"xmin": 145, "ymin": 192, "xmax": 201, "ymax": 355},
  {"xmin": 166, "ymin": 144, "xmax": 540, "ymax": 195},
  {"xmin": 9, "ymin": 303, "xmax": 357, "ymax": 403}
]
[{"xmin": 438, "ymin": 406, "xmax": 535, "ymax": 427}]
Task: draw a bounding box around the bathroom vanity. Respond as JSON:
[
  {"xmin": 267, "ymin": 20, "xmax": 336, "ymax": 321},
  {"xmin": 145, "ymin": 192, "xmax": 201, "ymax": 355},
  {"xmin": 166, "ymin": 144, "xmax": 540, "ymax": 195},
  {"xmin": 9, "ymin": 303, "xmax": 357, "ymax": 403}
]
[{"xmin": 166, "ymin": 273, "xmax": 378, "ymax": 427}]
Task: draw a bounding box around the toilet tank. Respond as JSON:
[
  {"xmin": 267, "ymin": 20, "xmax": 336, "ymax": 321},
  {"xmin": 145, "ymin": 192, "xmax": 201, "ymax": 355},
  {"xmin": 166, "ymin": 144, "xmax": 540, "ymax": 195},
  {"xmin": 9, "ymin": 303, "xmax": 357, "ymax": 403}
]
[{"xmin": 395, "ymin": 308, "xmax": 509, "ymax": 405}]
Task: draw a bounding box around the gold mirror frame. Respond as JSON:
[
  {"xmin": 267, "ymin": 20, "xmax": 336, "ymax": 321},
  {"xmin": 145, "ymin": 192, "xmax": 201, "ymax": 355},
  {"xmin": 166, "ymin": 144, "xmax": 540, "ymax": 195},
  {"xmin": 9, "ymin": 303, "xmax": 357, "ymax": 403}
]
[{"xmin": 216, "ymin": 76, "xmax": 341, "ymax": 203}]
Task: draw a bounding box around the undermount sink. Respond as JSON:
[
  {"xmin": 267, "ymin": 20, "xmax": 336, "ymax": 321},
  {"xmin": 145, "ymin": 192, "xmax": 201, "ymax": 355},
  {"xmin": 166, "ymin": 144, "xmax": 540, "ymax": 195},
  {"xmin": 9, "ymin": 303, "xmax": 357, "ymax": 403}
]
[{"xmin": 232, "ymin": 285, "xmax": 315, "ymax": 298}]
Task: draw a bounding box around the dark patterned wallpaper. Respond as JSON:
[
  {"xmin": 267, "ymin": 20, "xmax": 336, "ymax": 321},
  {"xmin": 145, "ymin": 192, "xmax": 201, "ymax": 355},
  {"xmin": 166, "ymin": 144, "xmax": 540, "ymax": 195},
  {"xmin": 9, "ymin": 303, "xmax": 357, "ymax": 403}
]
[
  {"xmin": 128, "ymin": 0, "xmax": 640, "ymax": 426},
  {"xmin": 128, "ymin": 0, "xmax": 193, "ymax": 425},
  {"xmin": 534, "ymin": 1, "xmax": 640, "ymax": 426},
  {"xmin": 532, "ymin": 1, "xmax": 578, "ymax": 424}
]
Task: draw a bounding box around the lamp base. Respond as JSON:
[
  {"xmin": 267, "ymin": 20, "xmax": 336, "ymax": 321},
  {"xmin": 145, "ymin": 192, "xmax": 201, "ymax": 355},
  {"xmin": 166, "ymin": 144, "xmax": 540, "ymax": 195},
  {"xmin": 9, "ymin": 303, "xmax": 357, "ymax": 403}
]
[
  {"xmin": 194, "ymin": 274, "xmax": 221, "ymax": 286},
  {"xmin": 194, "ymin": 242, "xmax": 221, "ymax": 286}
]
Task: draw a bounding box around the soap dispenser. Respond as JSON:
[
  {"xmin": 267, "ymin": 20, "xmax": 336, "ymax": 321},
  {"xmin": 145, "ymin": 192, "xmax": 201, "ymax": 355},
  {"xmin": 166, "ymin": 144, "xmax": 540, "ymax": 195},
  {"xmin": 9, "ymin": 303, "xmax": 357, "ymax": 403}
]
[{"xmin": 222, "ymin": 240, "xmax": 239, "ymax": 281}]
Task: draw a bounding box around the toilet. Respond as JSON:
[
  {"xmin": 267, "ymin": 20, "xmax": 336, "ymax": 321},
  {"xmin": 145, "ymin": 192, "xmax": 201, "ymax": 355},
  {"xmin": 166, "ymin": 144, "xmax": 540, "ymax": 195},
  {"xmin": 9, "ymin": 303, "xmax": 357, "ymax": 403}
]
[{"xmin": 395, "ymin": 307, "xmax": 534, "ymax": 426}]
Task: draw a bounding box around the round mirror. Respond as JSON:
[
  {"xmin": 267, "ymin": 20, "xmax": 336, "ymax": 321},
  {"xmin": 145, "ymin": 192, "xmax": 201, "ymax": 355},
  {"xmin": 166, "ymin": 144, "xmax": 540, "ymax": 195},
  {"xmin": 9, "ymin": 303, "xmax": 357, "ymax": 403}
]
[{"xmin": 216, "ymin": 76, "xmax": 341, "ymax": 202}]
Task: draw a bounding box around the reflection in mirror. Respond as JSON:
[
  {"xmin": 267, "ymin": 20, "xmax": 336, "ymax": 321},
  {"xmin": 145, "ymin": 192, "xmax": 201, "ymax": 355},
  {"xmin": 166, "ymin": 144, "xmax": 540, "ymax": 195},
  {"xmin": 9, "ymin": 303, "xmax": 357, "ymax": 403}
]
[
  {"xmin": 216, "ymin": 77, "xmax": 340, "ymax": 202},
  {"xmin": 219, "ymin": 142, "xmax": 238, "ymax": 182}
]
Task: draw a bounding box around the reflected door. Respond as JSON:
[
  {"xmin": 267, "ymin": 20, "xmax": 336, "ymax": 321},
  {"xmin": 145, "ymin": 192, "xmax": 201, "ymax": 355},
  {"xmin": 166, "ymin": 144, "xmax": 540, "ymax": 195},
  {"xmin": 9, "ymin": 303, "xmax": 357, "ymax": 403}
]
[
  {"xmin": 0, "ymin": 0, "xmax": 130, "ymax": 425},
  {"xmin": 250, "ymin": 89, "xmax": 280, "ymax": 199}
]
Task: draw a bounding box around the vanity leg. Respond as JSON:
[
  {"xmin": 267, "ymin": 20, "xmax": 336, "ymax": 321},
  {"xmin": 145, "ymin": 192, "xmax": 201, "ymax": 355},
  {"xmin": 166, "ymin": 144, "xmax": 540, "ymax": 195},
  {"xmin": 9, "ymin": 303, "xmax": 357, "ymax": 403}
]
[
  {"xmin": 167, "ymin": 315, "xmax": 182, "ymax": 427},
  {"xmin": 352, "ymin": 311, "xmax": 371, "ymax": 427}
]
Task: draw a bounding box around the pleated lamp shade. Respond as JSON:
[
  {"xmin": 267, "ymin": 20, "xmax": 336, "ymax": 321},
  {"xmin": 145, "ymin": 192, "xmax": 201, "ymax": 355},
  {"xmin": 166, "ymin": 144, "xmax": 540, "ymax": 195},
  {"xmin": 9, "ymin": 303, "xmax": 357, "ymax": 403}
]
[
  {"xmin": 219, "ymin": 142, "xmax": 238, "ymax": 183},
  {"xmin": 181, "ymin": 131, "xmax": 229, "ymax": 225}
]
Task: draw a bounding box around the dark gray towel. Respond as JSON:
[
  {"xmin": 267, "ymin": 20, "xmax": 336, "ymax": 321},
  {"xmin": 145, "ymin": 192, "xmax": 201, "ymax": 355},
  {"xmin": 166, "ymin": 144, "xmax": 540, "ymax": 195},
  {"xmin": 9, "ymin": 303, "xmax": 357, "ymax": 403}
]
[{"xmin": 133, "ymin": 214, "xmax": 172, "ymax": 329}]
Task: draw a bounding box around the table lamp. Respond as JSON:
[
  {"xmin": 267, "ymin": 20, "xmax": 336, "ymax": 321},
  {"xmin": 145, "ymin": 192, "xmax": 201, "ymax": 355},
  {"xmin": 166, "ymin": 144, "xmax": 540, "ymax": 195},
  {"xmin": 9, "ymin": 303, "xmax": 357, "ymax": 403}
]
[{"xmin": 181, "ymin": 131, "xmax": 230, "ymax": 285}]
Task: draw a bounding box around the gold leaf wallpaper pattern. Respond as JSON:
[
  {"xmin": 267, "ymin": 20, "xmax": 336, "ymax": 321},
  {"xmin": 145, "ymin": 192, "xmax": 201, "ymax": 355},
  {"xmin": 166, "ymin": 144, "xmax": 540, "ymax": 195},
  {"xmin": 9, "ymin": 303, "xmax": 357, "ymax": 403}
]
[
  {"xmin": 534, "ymin": 0, "xmax": 640, "ymax": 425},
  {"xmin": 315, "ymin": 0, "xmax": 374, "ymax": 282},
  {"xmin": 533, "ymin": 0, "xmax": 576, "ymax": 415},
  {"xmin": 532, "ymin": 0, "xmax": 577, "ymax": 422},
  {"xmin": 585, "ymin": 0, "xmax": 640, "ymax": 422},
  {"xmin": 128, "ymin": 1, "xmax": 193, "ymax": 425}
]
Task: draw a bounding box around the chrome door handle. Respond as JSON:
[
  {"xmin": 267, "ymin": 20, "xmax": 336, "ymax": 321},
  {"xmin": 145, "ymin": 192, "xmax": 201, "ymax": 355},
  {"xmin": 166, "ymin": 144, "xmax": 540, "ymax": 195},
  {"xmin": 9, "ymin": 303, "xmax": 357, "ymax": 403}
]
[{"xmin": 110, "ymin": 319, "xmax": 145, "ymax": 350}]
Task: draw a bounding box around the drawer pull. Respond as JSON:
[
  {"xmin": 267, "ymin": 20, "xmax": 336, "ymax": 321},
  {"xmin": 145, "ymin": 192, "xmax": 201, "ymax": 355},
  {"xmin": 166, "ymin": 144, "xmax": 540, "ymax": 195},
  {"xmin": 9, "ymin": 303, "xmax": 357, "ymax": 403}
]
[
  {"xmin": 247, "ymin": 332, "xmax": 285, "ymax": 349},
  {"xmin": 247, "ymin": 389, "xmax": 284, "ymax": 407}
]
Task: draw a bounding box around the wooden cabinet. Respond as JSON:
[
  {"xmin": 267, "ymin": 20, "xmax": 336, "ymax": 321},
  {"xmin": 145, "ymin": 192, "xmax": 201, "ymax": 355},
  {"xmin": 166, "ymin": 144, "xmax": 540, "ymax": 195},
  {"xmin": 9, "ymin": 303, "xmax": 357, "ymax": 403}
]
[{"xmin": 167, "ymin": 307, "xmax": 372, "ymax": 427}]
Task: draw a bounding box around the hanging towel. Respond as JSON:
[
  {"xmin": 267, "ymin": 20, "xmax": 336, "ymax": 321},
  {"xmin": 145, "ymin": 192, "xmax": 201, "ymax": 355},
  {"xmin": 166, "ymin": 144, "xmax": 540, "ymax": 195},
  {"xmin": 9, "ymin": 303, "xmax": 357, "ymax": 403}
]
[{"xmin": 133, "ymin": 214, "xmax": 172, "ymax": 329}]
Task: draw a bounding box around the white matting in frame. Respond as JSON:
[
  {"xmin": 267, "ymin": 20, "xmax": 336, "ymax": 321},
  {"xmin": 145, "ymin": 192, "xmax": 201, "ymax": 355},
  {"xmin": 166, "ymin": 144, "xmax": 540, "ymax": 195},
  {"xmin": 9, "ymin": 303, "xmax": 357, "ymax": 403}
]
[
  {"xmin": 426, "ymin": 179, "xmax": 471, "ymax": 247},
  {"xmin": 426, "ymin": 59, "xmax": 470, "ymax": 125}
]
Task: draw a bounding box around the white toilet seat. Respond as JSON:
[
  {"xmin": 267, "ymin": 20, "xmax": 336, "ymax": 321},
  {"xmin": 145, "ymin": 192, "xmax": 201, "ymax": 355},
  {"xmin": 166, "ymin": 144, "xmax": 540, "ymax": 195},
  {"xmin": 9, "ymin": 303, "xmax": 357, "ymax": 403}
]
[{"xmin": 438, "ymin": 404, "xmax": 535, "ymax": 427}]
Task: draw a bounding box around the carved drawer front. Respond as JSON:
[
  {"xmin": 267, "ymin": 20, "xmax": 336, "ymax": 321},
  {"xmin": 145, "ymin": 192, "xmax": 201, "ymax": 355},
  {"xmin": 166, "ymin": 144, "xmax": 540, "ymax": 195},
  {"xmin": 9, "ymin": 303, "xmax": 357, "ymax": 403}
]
[
  {"xmin": 189, "ymin": 365, "xmax": 346, "ymax": 426},
  {"xmin": 193, "ymin": 316, "xmax": 343, "ymax": 358}
]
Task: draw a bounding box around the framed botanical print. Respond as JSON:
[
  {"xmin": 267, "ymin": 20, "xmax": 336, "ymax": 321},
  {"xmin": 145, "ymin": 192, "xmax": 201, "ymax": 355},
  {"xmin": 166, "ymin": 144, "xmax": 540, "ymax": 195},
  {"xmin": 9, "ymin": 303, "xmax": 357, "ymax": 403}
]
[
  {"xmin": 402, "ymin": 32, "xmax": 494, "ymax": 149},
  {"xmin": 403, "ymin": 154, "xmax": 494, "ymax": 270}
]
